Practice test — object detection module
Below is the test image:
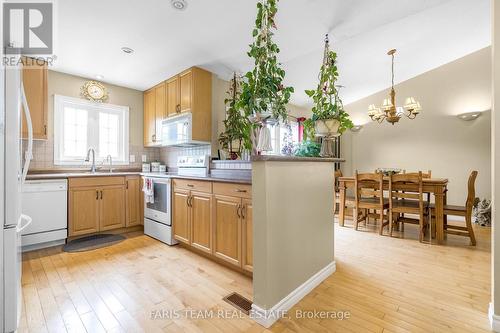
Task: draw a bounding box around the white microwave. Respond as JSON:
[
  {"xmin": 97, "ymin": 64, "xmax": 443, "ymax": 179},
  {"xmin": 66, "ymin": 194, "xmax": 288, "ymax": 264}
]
[{"xmin": 161, "ymin": 112, "xmax": 210, "ymax": 147}]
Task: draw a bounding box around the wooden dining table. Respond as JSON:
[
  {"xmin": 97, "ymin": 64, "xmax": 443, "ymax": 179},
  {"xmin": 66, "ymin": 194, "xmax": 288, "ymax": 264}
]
[{"xmin": 337, "ymin": 176, "xmax": 449, "ymax": 244}]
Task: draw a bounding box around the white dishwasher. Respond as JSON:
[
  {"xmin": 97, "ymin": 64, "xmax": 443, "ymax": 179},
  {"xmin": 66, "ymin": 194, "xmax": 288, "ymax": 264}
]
[{"xmin": 21, "ymin": 179, "xmax": 68, "ymax": 252}]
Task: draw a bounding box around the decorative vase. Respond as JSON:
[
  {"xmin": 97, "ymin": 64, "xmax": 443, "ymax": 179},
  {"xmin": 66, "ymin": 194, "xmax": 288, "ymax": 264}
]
[
  {"xmin": 314, "ymin": 119, "xmax": 341, "ymax": 138},
  {"xmin": 257, "ymin": 125, "xmax": 273, "ymax": 152}
]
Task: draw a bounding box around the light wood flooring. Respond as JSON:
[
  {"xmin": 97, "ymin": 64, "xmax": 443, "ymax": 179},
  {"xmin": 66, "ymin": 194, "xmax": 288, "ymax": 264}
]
[{"xmin": 20, "ymin": 222, "xmax": 491, "ymax": 333}]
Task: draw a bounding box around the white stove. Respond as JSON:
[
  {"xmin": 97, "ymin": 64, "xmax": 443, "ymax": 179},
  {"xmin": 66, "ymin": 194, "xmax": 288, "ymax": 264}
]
[{"xmin": 177, "ymin": 155, "xmax": 210, "ymax": 177}]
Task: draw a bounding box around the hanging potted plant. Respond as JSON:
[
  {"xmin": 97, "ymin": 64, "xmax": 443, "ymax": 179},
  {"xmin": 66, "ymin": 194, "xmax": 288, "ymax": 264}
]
[
  {"xmin": 218, "ymin": 73, "xmax": 250, "ymax": 159},
  {"xmin": 305, "ymin": 35, "xmax": 353, "ymax": 138},
  {"xmin": 237, "ymin": 0, "xmax": 294, "ymax": 153}
]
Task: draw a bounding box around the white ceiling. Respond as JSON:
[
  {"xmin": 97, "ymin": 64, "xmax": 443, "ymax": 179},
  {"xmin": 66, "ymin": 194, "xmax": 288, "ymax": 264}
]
[{"xmin": 52, "ymin": 0, "xmax": 490, "ymax": 107}]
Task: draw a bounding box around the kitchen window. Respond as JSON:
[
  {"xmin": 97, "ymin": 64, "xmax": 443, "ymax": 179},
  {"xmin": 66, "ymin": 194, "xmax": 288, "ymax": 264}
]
[
  {"xmin": 54, "ymin": 95, "xmax": 129, "ymax": 165},
  {"xmin": 270, "ymin": 120, "xmax": 300, "ymax": 154}
]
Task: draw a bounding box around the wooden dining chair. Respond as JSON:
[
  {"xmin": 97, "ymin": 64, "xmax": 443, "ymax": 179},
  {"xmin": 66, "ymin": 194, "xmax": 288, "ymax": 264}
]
[
  {"xmin": 429, "ymin": 171, "xmax": 477, "ymax": 246},
  {"xmin": 354, "ymin": 171, "xmax": 389, "ymax": 234},
  {"xmin": 389, "ymin": 172, "xmax": 428, "ymax": 242},
  {"xmin": 334, "ymin": 169, "xmax": 355, "ymax": 222}
]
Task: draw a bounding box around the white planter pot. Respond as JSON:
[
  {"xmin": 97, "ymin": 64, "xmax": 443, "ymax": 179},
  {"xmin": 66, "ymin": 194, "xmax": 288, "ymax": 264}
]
[{"xmin": 314, "ymin": 119, "xmax": 341, "ymax": 137}]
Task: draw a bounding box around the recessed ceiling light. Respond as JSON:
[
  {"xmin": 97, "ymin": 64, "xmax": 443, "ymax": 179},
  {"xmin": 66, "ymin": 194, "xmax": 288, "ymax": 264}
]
[
  {"xmin": 171, "ymin": 0, "xmax": 187, "ymax": 11},
  {"xmin": 121, "ymin": 47, "xmax": 134, "ymax": 54},
  {"xmin": 96, "ymin": 75, "xmax": 104, "ymax": 80}
]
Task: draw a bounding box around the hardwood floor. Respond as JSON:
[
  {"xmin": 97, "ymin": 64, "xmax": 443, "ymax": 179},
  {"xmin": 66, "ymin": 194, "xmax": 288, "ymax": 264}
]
[{"xmin": 20, "ymin": 222, "xmax": 491, "ymax": 333}]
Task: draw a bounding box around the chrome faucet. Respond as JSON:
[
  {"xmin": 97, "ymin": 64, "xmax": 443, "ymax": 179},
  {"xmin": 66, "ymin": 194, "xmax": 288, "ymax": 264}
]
[
  {"xmin": 106, "ymin": 154, "xmax": 113, "ymax": 173},
  {"xmin": 85, "ymin": 148, "xmax": 96, "ymax": 173}
]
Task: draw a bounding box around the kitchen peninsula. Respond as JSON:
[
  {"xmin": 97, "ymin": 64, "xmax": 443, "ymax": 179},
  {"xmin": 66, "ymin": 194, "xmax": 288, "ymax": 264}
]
[{"xmin": 250, "ymin": 155, "xmax": 343, "ymax": 327}]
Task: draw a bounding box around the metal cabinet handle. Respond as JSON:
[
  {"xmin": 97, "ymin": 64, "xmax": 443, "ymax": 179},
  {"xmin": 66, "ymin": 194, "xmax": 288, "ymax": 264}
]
[
  {"xmin": 176, "ymin": 104, "xmax": 181, "ymax": 112},
  {"xmin": 126, "ymin": 181, "xmax": 129, "ymax": 190},
  {"xmin": 152, "ymin": 134, "xmax": 156, "ymax": 142},
  {"xmin": 100, "ymin": 190, "xmax": 103, "ymax": 200},
  {"xmin": 96, "ymin": 190, "xmax": 99, "ymax": 200},
  {"xmin": 235, "ymin": 189, "xmax": 247, "ymax": 193},
  {"xmin": 241, "ymin": 205, "xmax": 246, "ymax": 219},
  {"xmin": 187, "ymin": 195, "xmax": 192, "ymax": 207},
  {"xmin": 187, "ymin": 184, "xmax": 194, "ymax": 188},
  {"xmin": 237, "ymin": 204, "xmax": 241, "ymax": 218},
  {"xmin": 44, "ymin": 125, "xmax": 47, "ymax": 135}
]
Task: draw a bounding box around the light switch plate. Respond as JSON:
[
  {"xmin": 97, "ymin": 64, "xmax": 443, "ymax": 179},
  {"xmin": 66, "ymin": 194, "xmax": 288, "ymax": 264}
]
[
  {"xmin": 129, "ymin": 154, "xmax": 136, "ymax": 163},
  {"xmin": 142, "ymin": 154, "xmax": 147, "ymax": 162}
]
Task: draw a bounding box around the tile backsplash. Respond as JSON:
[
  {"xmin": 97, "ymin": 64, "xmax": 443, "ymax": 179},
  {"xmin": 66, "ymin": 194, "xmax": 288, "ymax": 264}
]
[
  {"xmin": 26, "ymin": 139, "xmax": 160, "ymax": 170},
  {"xmin": 159, "ymin": 145, "xmax": 212, "ymax": 169}
]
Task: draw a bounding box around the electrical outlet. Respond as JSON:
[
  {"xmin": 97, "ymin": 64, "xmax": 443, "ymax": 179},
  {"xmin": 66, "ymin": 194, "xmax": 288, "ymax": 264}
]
[
  {"xmin": 142, "ymin": 154, "xmax": 147, "ymax": 162},
  {"xmin": 129, "ymin": 154, "xmax": 136, "ymax": 163}
]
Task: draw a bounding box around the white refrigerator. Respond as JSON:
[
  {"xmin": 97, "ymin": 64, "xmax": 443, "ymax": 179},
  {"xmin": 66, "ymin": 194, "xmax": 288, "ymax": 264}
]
[{"xmin": 1, "ymin": 58, "xmax": 34, "ymax": 332}]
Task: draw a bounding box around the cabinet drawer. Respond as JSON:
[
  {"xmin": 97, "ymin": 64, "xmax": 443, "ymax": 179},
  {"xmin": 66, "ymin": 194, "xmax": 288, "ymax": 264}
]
[
  {"xmin": 69, "ymin": 176, "xmax": 125, "ymax": 188},
  {"xmin": 173, "ymin": 178, "xmax": 212, "ymax": 193},
  {"xmin": 213, "ymin": 182, "xmax": 252, "ymax": 199}
]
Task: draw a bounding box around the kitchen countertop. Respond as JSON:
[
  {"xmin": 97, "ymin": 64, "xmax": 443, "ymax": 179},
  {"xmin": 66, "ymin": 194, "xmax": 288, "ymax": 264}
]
[
  {"xmin": 26, "ymin": 170, "xmax": 252, "ymax": 184},
  {"xmin": 141, "ymin": 172, "xmax": 252, "ymax": 184},
  {"xmin": 251, "ymin": 155, "xmax": 345, "ymax": 163}
]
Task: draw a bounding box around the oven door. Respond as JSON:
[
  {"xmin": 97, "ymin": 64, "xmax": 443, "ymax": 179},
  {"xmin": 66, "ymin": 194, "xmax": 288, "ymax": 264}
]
[{"xmin": 144, "ymin": 178, "xmax": 171, "ymax": 225}]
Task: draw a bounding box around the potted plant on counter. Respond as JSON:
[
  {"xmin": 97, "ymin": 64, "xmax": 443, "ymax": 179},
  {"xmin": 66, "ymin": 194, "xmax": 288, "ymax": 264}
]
[
  {"xmin": 305, "ymin": 34, "xmax": 353, "ymax": 139},
  {"xmin": 218, "ymin": 73, "xmax": 250, "ymax": 160},
  {"xmin": 237, "ymin": 0, "xmax": 294, "ymax": 154}
]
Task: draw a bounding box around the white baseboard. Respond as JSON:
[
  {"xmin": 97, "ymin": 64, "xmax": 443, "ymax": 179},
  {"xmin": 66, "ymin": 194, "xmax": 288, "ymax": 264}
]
[
  {"xmin": 489, "ymin": 303, "xmax": 500, "ymax": 332},
  {"xmin": 251, "ymin": 261, "xmax": 336, "ymax": 328}
]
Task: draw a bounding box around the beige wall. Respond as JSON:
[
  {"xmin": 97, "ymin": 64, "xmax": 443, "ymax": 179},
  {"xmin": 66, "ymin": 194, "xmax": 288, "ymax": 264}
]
[
  {"xmin": 252, "ymin": 160, "xmax": 335, "ymax": 309},
  {"xmin": 492, "ymin": 0, "xmax": 499, "ymax": 324},
  {"xmin": 341, "ymin": 47, "xmax": 492, "ymax": 205},
  {"xmin": 29, "ymin": 70, "xmax": 160, "ymax": 170}
]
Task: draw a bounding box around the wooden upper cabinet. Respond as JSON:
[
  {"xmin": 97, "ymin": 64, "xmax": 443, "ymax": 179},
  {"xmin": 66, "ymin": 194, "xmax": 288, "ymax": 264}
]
[
  {"xmin": 143, "ymin": 88, "xmax": 156, "ymax": 146},
  {"xmin": 99, "ymin": 185, "xmax": 126, "ymax": 231},
  {"xmin": 213, "ymin": 195, "xmax": 241, "ymax": 267},
  {"xmin": 154, "ymin": 82, "xmax": 166, "ymax": 137},
  {"xmin": 241, "ymin": 198, "xmax": 253, "ymax": 272},
  {"xmin": 126, "ymin": 176, "xmax": 142, "ymax": 227},
  {"xmin": 144, "ymin": 66, "xmax": 212, "ymax": 143},
  {"xmin": 22, "ymin": 57, "xmax": 48, "ymax": 140},
  {"xmin": 166, "ymin": 76, "xmax": 180, "ymax": 116},
  {"xmin": 179, "ymin": 69, "xmax": 192, "ymax": 113},
  {"xmin": 69, "ymin": 187, "xmax": 100, "ymax": 236},
  {"xmin": 173, "ymin": 189, "xmax": 190, "ymax": 244},
  {"xmin": 190, "ymin": 191, "xmax": 212, "ymax": 254}
]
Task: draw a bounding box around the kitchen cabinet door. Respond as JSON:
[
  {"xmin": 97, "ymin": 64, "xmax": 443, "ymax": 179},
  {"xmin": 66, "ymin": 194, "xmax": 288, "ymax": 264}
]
[
  {"xmin": 241, "ymin": 198, "xmax": 253, "ymax": 272},
  {"xmin": 179, "ymin": 69, "xmax": 192, "ymax": 113},
  {"xmin": 22, "ymin": 57, "xmax": 48, "ymax": 140},
  {"xmin": 69, "ymin": 187, "xmax": 99, "ymax": 236},
  {"xmin": 154, "ymin": 82, "xmax": 166, "ymax": 137},
  {"xmin": 190, "ymin": 191, "xmax": 212, "ymax": 253},
  {"xmin": 143, "ymin": 88, "xmax": 156, "ymax": 146},
  {"xmin": 173, "ymin": 189, "xmax": 190, "ymax": 244},
  {"xmin": 125, "ymin": 176, "xmax": 141, "ymax": 227},
  {"xmin": 213, "ymin": 195, "xmax": 241, "ymax": 267},
  {"xmin": 166, "ymin": 76, "xmax": 180, "ymax": 116},
  {"xmin": 99, "ymin": 185, "xmax": 126, "ymax": 231}
]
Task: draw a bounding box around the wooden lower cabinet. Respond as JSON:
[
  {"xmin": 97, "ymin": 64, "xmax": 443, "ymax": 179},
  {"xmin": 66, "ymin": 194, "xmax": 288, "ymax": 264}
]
[
  {"xmin": 99, "ymin": 185, "xmax": 125, "ymax": 231},
  {"xmin": 213, "ymin": 195, "xmax": 241, "ymax": 267},
  {"xmin": 190, "ymin": 192, "xmax": 212, "ymax": 253},
  {"xmin": 69, "ymin": 176, "xmax": 140, "ymax": 237},
  {"xmin": 241, "ymin": 198, "xmax": 253, "ymax": 272},
  {"xmin": 172, "ymin": 180, "xmax": 253, "ymax": 273},
  {"xmin": 173, "ymin": 189, "xmax": 190, "ymax": 244},
  {"xmin": 69, "ymin": 187, "xmax": 100, "ymax": 236}
]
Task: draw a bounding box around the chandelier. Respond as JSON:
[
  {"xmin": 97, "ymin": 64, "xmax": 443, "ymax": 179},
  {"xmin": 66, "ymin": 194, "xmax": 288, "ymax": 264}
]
[{"xmin": 367, "ymin": 49, "xmax": 422, "ymax": 125}]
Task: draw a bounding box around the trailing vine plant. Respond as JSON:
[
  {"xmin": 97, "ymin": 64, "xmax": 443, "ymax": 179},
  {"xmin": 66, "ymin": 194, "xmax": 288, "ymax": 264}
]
[
  {"xmin": 305, "ymin": 35, "xmax": 353, "ymax": 134},
  {"xmin": 237, "ymin": 0, "xmax": 294, "ymax": 138},
  {"xmin": 218, "ymin": 73, "xmax": 249, "ymax": 157}
]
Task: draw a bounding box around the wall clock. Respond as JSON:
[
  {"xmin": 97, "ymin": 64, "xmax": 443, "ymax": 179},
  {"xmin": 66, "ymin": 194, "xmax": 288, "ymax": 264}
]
[{"xmin": 81, "ymin": 81, "xmax": 109, "ymax": 102}]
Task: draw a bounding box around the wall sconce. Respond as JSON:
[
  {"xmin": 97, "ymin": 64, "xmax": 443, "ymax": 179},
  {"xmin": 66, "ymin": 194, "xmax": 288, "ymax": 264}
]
[
  {"xmin": 457, "ymin": 111, "xmax": 482, "ymax": 121},
  {"xmin": 350, "ymin": 125, "xmax": 363, "ymax": 132}
]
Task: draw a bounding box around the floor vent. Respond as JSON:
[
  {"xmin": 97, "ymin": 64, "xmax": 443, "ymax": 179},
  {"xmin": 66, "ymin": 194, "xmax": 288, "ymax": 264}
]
[{"xmin": 223, "ymin": 292, "xmax": 252, "ymax": 315}]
